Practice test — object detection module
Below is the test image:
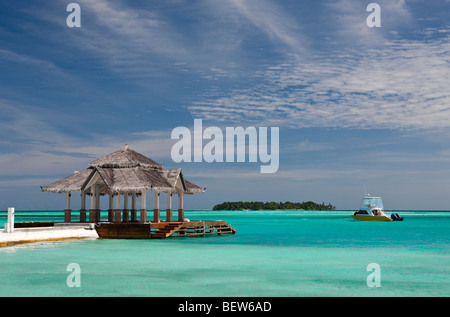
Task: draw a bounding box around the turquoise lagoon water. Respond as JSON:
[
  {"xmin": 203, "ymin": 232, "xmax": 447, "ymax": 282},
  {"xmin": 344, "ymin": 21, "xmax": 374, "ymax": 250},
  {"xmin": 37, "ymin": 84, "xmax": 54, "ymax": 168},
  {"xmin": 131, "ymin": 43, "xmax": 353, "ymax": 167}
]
[{"xmin": 0, "ymin": 210, "xmax": 449, "ymax": 297}]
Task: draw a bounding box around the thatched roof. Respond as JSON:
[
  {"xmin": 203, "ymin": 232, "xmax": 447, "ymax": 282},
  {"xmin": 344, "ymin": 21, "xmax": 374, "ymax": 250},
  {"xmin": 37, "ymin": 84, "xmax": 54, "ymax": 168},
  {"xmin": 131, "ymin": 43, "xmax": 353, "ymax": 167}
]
[
  {"xmin": 41, "ymin": 169, "xmax": 93, "ymax": 193},
  {"xmin": 91, "ymin": 167, "xmax": 183, "ymax": 194},
  {"xmin": 41, "ymin": 145, "xmax": 205, "ymax": 195},
  {"xmin": 89, "ymin": 144, "xmax": 163, "ymax": 169},
  {"xmin": 184, "ymin": 180, "xmax": 206, "ymax": 194}
]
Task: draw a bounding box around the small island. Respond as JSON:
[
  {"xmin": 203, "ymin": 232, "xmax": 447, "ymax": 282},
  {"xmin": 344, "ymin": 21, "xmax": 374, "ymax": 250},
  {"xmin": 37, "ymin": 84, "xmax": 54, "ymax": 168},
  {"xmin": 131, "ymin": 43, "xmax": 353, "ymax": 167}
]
[{"xmin": 212, "ymin": 201, "xmax": 336, "ymax": 211}]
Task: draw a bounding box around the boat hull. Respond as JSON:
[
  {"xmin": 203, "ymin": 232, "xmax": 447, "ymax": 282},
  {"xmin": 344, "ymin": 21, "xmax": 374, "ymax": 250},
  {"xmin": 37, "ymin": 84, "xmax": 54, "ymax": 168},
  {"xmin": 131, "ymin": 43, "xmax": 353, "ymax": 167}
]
[{"xmin": 352, "ymin": 215, "xmax": 392, "ymax": 221}]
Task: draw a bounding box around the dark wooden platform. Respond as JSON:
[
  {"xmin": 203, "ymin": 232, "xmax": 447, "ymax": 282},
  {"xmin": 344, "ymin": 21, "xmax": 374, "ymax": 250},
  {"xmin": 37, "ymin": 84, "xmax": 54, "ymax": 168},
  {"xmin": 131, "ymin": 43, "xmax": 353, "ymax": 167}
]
[{"xmin": 95, "ymin": 220, "xmax": 236, "ymax": 239}]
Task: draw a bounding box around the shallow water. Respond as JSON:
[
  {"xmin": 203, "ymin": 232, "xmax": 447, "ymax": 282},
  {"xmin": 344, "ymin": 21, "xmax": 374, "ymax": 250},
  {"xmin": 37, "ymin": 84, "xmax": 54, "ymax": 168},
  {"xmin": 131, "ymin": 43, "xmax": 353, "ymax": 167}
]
[{"xmin": 0, "ymin": 210, "xmax": 449, "ymax": 296}]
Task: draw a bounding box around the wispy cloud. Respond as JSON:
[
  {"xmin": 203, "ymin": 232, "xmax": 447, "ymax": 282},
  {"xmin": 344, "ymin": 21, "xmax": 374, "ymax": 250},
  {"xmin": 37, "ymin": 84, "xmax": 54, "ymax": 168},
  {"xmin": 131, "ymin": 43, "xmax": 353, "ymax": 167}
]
[
  {"xmin": 188, "ymin": 26, "xmax": 450, "ymax": 130},
  {"xmin": 28, "ymin": 0, "xmax": 309, "ymax": 80},
  {"xmin": 0, "ymin": 49, "xmax": 67, "ymax": 77},
  {"xmin": 0, "ymin": 132, "xmax": 176, "ymax": 179},
  {"xmin": 327, "ymin": 0, "xmax": 413, "ymax": 45},
  {"xmin": 226, "ymin": 0, "xmax": 307, "ymax": 55},
  {"xmin": 0, "ymin": 98, "xmax": 176, "ymax": 178},
  {"xmin": 72, "ymin": 0, "xmax": 187, "ymax": 75}
]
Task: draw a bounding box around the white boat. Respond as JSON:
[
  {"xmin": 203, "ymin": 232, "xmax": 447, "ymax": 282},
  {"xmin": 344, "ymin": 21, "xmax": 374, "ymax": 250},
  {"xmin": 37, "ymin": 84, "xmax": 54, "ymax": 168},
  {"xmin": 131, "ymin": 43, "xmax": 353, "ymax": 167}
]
[{"xmin": 352, "ymin": 194, "xmax": 403, "ymax": 221}]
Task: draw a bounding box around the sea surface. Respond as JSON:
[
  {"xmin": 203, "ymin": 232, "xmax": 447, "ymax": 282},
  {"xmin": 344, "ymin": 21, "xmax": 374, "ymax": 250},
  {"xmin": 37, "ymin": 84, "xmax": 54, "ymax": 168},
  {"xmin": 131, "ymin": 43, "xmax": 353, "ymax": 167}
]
[{"xmin": 0, "ymin": 210, "xmax": 449, "ymax": 297}]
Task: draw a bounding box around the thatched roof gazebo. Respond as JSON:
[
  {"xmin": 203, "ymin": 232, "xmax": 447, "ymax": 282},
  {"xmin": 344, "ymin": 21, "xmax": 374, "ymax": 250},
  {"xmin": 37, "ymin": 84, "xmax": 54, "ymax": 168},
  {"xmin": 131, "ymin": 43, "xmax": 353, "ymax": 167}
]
[{"xmin": 41, "ymin": 145, "xmax": 205, "ymax": 224}]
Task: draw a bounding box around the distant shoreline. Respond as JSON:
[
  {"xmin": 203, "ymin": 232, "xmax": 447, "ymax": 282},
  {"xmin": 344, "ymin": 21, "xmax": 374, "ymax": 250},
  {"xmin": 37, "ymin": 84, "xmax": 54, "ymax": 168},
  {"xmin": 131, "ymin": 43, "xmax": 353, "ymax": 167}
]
[
  {"xmin": 2, "ymin": 209, "xmax": 450, "ymax": 212},
  {"xmin": 212, "ymin": 201, "xmax": 336, "ymax": 211}
]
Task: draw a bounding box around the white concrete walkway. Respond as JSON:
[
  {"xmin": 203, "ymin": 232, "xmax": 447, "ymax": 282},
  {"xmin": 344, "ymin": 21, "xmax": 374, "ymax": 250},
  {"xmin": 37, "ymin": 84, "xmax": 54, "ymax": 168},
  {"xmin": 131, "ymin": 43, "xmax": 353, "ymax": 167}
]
[{"xmin": 0, "ymin": 224, "xmax": 99, "ymax": 247}]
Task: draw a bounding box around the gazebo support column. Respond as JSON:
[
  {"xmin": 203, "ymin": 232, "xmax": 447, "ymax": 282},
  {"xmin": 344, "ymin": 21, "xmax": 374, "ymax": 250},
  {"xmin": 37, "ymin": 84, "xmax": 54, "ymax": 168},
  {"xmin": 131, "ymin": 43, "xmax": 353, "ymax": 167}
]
[
  {"xmin": 166, "ymin": 193, "xmax": 173, "ymax": 222},
  {"xmin": 80, "ymin": 190, "xmax": 87, "ymax": 223},
  {"xmin": 123, "ymin": 193, "xmax": 129, "ymax": 223},
  {"xmin": 139, "ymin": 190, "xmax": 147, "ymax": 223},
  {"xmin": 178, "ymin": 191, "xmax": 184, "ymax": 222},
  {"xmin": 95, "ymin": 184, "xmax": 101, "ymax": 222},
  {"xmin": 89, "ymin": 188, "xmax": 95, "ymax": 223},
  {"xmin": 131, "ymin": 192, "xmax": 137, "ymax": 222},
  {"xmin": 108, "ymin": 194, "xmax": 114, "ymax": 222},
  {"xmin": 64, "ymin": 191, "xmax": 71, "ymax": 222},
  {"xmin": 153, "ymin": 191, "xmax": 160, "ymax": 223},
  {"xmin": 80, "ymin": 210, "xmax": 87, "ymax": 223},
  {"xmin": 114, "ymin": 193, "xmax": 121, "ymax": 223},
  {"xmin": 89, "ymin": 185, "xmax": 100, "ymax": 223}
]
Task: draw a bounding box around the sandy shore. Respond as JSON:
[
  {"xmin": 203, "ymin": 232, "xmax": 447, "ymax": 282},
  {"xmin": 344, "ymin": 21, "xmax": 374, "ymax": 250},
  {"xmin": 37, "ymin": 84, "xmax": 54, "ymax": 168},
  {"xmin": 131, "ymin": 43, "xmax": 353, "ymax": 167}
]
[{"xmin": 0, "ymin": 224, "xmax": 99, "ymax": 247}]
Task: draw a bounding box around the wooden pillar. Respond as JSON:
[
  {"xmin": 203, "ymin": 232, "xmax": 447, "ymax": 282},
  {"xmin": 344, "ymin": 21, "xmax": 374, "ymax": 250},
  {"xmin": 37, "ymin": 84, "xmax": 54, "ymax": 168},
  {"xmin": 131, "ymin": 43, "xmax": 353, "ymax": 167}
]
[
  {"xmin": 114, "ymin": 193, "xmax": 121, "ymax": 223},
  {"xmin": 166, "ymin": 192, "xmax": 173, "ymax": 222},
  {"xmin": 178, "ymin": 191, "xmax": 184, "ymax": 222},
  {"xmin": 95, "ymin": 185, "xmax": 101, "ymax": 222},
  {"xmin": 80, "ymin": 190, "xmax": 87, "ymax": 223},
  {"xmin": 123, "ymin": 193, "xmax": 129, "ymax": 223},
  {"xmin": 153, "ymin": 191, "xmax": 160, "ymax": 223},
  {"xmin": 108, "ymin": 194, "xmax": 114, "ymax": 222},
  {"xmin": 89, "ymin": 187, "xmax": 97, "ymax": 223},
  {"xmin": 139, "ymin": 190, "xmax": 147, "ymax": 223},
  {"xmin": 95, "ymin": 185, "xmax": 100, "ymax": 210},
  {"xmin": 65, "ymin": 191, "xmax": 71, "ymax": 210},
  {"xmin": 90, "ymin": 189, "xmax": 95, "ymax": 209},
  {"xmin": 88, "ymin": 185, "xmax": 100, "ymax": 223},
  {"xmin": 64, "ymin": 191, "xmax": 71, "ymax": 222},
  {"xmin": 132, "ymin": 192, "xmax": 137, "ymax": 209},
  {"xmin": 131, "ymin": 192, "xmax": 137, "ymax": 222}
]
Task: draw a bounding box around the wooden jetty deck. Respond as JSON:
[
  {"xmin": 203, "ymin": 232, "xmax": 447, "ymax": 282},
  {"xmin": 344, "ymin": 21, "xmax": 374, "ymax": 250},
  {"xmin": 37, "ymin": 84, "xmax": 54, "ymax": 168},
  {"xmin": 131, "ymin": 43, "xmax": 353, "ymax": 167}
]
[{"xmin": 95, "ymin": 220, "xmax": 237, "ymax": 239}]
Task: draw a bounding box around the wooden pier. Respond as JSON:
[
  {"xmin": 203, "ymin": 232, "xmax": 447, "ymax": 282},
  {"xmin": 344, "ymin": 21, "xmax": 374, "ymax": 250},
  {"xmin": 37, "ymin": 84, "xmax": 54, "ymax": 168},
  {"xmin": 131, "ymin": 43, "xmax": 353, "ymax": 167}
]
[{"xmin": 95, "ymin": 220, "xmax": 237, "ymax": 239}]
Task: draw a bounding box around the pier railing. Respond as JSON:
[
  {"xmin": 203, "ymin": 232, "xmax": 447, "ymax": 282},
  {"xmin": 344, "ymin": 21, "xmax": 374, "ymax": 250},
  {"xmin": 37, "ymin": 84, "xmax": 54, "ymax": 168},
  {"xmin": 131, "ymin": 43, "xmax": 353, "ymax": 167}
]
[{"xmin": 151, "ymin": 220, "xmax": 236, "ymax": 239}]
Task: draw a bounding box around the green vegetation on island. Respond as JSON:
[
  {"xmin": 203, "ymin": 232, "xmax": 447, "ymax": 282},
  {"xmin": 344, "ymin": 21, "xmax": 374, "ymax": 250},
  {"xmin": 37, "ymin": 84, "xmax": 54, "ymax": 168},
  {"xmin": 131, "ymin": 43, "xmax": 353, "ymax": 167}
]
[{"xmin": 212, "ymin": 201, "xmax": 336, "ymax": 211}]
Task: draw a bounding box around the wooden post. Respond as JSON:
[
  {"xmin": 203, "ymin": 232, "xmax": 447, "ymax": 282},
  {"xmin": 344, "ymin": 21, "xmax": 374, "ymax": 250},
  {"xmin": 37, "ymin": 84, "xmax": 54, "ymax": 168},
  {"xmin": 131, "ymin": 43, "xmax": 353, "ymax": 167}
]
[
  {"xmin": 153, "ymin": 191, "xmax": 160, "ymax": 223},
  {"xmin": 89, "ymin": 187, "xmax": 97, "ymax": 223},
  {"xmin": 139, "ymin": 190, "xmax": 147, "ymax": 223},
  {"xmin": 123, "ymin": 193, "xmax": 129, "ymax": 222},
  {"xmin": 90, "ymin": 189, "xmax": 95, "ymax": 209},
  {"xmin": 131, "ymin": 192, "xmax": 137, "ymax": 222},
  {"xmin": 108, "ymin": 194, "xmax": 114, "ymax": 222},
  {"xmin": 65, "ymin": 191, "xmax": 71, "ymax": 210},
  {"xmin": 178, "ymin": 191, "xmax": 184, "ymax": 222},
  {"xmin": 114, "ymin": 193, "xmax": 121, "ymax": 223},
  {"xmin": 166, "ymin": 192, "xmax": 173, "ymax": 222},
  {"xmin": 80, "ymin": 190, "xmax": 87, "ymax": 223},
  {"xmin": 64, "ymin": 191, "xmax": 72, "ymax": 222},
  {"xmin": 95, "ymin": 185, "xmax": 101, "ymax": 222},
  {"xmin": 132, "ymin": 192, "xmax": 136, "ymax": 210},
  {"xmin": 95, "ymin": 185, "xmax": 100, "ymax": 210}
]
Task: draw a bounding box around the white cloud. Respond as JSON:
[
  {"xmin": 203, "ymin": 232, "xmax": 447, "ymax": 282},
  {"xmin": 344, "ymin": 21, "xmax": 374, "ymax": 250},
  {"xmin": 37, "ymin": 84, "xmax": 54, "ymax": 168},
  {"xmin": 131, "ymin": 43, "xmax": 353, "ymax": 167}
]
[
  {"xmin": 326, "ymin": 0, "xmax": 413, "ymax": 45},
  {"xmin": 291, "ymin": 140, "xmax": 333, "ymax": 152},
  {"xmin": 0, "ymin": 98, "xmax": 176, "ymax": 178},
  {"xmin": 0, "ymin": 48, "xmax": 83, "ymax": 88},
  {"xmin": 56, "ymin": 0, "xmax": 309, "ymax": 78},
  {"xmin": 78, "ymin": 0, "xmax": 186, "ymax": 70},
  {"xmin": 0, "ymin": 133, "xmax": 176, "ymax": 179},
  {"xmin": 188, "ymin": 26, "xmax": 450, "ymax": 130},
  {"xmin": 226, "ymin": 0, "xmax": 307, "ymax": 55}
]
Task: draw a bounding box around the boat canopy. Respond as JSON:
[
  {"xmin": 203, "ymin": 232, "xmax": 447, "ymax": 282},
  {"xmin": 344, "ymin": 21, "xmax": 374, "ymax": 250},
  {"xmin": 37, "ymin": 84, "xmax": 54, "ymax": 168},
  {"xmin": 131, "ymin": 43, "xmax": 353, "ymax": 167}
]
[{"xmin": 360, "ymin": 196, "xmax": 384, "ymax": 214}]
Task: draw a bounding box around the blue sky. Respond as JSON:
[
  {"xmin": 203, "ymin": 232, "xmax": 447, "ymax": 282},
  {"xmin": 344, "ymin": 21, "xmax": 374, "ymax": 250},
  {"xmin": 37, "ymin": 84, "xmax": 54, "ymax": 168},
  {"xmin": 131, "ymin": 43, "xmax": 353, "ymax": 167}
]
[{"xmin": 1, "ymin": 0, "xmax": 450, "ymax": 210}]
